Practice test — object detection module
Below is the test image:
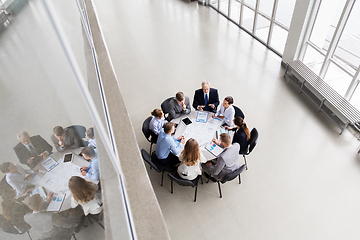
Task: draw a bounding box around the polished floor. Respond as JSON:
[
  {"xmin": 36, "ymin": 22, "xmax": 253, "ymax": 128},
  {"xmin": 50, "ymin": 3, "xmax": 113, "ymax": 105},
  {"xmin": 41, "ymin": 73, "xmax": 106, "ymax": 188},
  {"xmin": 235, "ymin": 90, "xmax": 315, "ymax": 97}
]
[{"xmin": 91, "ymin": 0, "xmax": 360, "ymax": 240}]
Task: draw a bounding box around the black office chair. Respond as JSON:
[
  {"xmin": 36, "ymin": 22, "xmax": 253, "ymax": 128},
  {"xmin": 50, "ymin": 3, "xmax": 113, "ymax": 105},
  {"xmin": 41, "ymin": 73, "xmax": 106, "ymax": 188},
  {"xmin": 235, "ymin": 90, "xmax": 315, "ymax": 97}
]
[
  {"xmin": 141, "ymin": 149, "xmax": 175, "ymax": 186},
  {"xmin": 205, "ymin": 164, "xmax": 246, "ymax": 198},
  {"xmin": 161, "ymin": 97, "xmax": 174, "ymax": 120},
  {"xmin": 168, "ymin": 172, "xmax": 203, "ymax": 202},
  {"xmin": 240, "ymin": 128, "xmax": 258, "ymax": 170},
  {"xmin": 67, "ymin": 125, "xmax": 87, "ymax": 147},
  {"xmin": 142, "ymin": 116, "xmax": 158, "ymax": 153},
  {"xmin": 233, "ymin": 105, "xmax": 245, "ymax": 119}
]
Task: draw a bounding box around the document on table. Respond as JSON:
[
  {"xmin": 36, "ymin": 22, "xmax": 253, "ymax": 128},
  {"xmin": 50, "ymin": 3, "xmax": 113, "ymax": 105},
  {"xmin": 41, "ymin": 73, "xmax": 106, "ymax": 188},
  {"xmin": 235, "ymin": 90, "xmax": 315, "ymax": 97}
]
[
  {"xmin": 41, "ymin": 156, "xmax": 59, "ymax": 172},
  {"xmin": 28, "ymin": 170, "xmax": 46, "ymax": 185},
  {"xmin": 196, "ymin": 111, "xmax": 209, "ymax": 123},
  {"xmin": 37, "ymin": 162, "xmax": 82, "ymax": 197},
  {"xmin": 47, "ymin": 193, "xmax": 66, "ymax": 212},
  {"xmin": 208, "ymin": 117, "xmax": 222, "ymax": 124},
  {"xmin": 205, "ymin": 143, "xmax": 224, "ymax": 157},
  {"xmin": 30, "ymin": 186, "xmax": 47, "ymax": 199}
]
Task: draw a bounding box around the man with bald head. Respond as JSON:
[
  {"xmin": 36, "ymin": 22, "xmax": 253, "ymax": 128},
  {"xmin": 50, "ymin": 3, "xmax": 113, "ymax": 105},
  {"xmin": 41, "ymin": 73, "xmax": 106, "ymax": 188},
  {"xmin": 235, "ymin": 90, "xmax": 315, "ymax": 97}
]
[
  {"xmin": 192, "ymin": 81, "xmax": 220, "ymax": 113},
  {"xmin": 13, "ymin": 131, "xmax": 53, "ymax": 168}
]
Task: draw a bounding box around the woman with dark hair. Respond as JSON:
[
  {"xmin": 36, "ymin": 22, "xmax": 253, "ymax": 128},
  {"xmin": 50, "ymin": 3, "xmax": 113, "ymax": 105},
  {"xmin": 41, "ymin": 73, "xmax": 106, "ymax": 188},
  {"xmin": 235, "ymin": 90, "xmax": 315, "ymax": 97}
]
[
  {"xmin": 226, "ymin": 116, "xmax": 250, "ymax": 153},
  {"xmin": 212, "ymin": 96, "xmax": 235, "ymax": 127},
  {"xmin": 68, "ymin": 176, "xmax": 102, "ymax": 217},
  {"xmin": 177, "ymin": 138, "xmax": 207, "ymax": 180}
]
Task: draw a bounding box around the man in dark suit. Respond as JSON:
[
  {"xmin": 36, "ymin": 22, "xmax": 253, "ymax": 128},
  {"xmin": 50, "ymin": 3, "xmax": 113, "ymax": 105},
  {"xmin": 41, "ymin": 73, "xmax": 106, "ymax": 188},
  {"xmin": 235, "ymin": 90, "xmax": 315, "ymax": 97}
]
[
  {"xmin": 13, "ymin": 131, "xmax": 53, "ymax": 169},
  {"xmin": 168, "ymin": 92, "xmax": 191, "ymax": 121},
  {"xmin": 192, "ymin": 81, "xmax": 220, "ymax": 113},
  {"xmin": 51, "ymin": 126, "xmax": 83, "ymax": 152}
]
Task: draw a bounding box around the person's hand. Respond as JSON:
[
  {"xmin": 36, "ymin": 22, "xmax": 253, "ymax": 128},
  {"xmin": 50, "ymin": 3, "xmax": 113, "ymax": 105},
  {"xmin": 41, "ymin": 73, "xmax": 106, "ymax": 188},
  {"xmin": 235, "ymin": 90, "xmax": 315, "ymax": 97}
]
[
  {"xmin": 209, "ymin": 104, "xmax": 215, "ymax": 109},
  {"xmin": 224, "ymin": 126, "xmax": 229, "ymax": 130},
  {"xmin": 180, "ymin": 138, "xmax": 185, "ymax": 144},
  {"xmin": 198, "ymin": 105, "xmax": 204, "ymax": 111},
  {"xmin": 46, "ymin": 192, "xmax": 54, "ymax": 202},
  {"xmin": 182, "ymin": 104, "xmax": 186, "ymax": 110},
  {"xmin": 211, "ymin": 115, "xmax": 215, "ymax": 118},
  {"xmin": 39, "ymin": 152, "xmax": 48, "ymax": 159},
  {"xmin": 22, "ymin": 189, "xmax": 32, "ymax": 197},
  {"xmin": 217, "ymin": 116, "xmax": 224, "ymax": 119},
  {"xmin": 206, "ymin": 161, "xmax": 212, "ymax": 167},
  {"xmin": 80, "ymin": 166, "xmax": 89, "ymax": 172},
  {"xmin": 59, "ymin": 140, "xmax": 65, "ymax": 147},
  {"xmin": 34, "ymin": 169, "xmax": 39, "ymax": 174},
  {"xmin": 212, "ymin": 138, "xmax": 219, "ymax": 145},
  {"xmin": 80, "ymin": 171, "xmax": 87, "ymax": 176},
  {"xmin": 177, "ymin": 135, "xmax": 184, "ymax": 141},
  {"xmin": 27, "ymin": 157, "xmax": 34, "ymax": 164}
]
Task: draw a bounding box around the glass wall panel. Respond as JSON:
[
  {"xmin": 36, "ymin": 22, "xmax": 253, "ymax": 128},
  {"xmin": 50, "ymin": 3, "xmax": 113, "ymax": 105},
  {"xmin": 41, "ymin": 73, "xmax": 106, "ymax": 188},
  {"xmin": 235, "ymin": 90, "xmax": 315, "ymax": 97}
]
[
  {"xmin": 275, "ymin": 0, "xmax": 296, "ymax": 29},
  {"xmin": 349, "ymin": 81, "xmax": 360, "ymax": 110},
  {"xmin": 241, "ymin": 5, "xmax": 254, "ymax": 32},
  {"xmin": 302, "ymin": 45, "xmax": 325, "ymax": 75},
  {"xmin": 244, "ymin": 0, "xmax": 256, "ymax": 9},
  {"xmin": 258, "ymin": 0, "xmax": 274, "ymax": 17},
  {"xmin": 324, "ymin": 62, "xmax": 353, "ymax": 96},
  {"xmin": 334, "ymin": 0, "xmax": 360, "ymax": 70},
  {"xmin": 229, "ymin": 0, "xmax": 241, "ymax": 23},
  {"xmin": 255, "ymin": 13, "xmax": 270, "ymax": 43},
  {"xmin": 219, "ymin": 0, "xmax": 229, "ymax": 16},
  {"xmin": 270, "ymin": 24, "xmax": 287, "ymax": 54},
  {"xmin": 209, "ymin": 0, "xmax": 219, "ymax": 9}
]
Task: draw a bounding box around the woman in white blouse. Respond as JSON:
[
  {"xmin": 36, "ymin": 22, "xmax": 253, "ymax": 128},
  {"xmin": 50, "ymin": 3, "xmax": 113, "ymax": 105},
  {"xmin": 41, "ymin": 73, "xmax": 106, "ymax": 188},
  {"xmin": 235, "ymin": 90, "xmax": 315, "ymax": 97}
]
[
  {"xmin": 68, "ymin": 176, "xmax": 102, "ymax": 216},
  {"xmin": 149, "ymin": 109, "xmax": 167, "ymax": 135},
  {"xmin": 177, "ymin": 138, "xmax": 207, "ymax": 180},
  {"xmin": 212, "ymin": 96, "xmax": 235, "ymax": 127}
]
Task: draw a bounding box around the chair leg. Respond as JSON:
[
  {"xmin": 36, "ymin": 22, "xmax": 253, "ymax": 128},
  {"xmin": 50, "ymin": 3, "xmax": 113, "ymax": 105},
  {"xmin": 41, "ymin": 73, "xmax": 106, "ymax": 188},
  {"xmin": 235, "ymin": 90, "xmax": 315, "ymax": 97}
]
[
  {"xmin": 243, "ymin": 155, "xmax": 248, "ymax": 170},
  {"xmin": 170, "ymin": 179, "xmax": 173, "ymax": 194},
  {"xmin": 71, "ymin": 233, "xmax": 77, "ymax": 240},
  {"xmin": 161, "ymin": 171, "xmax": 164, "ymax": 186},
  {"xmin": 238, "ymin": 175, "xmax": 241, "ymax": 184},
  {"xmin": 150, "ymin": 143, "xmax": 153, "ymax": 154},
  {"xmin": 27, "ymin": 231, "xmax": 32, "ymax": 240},
  {"xmin": 217, "ymin": 181, "xmax": 222, "ymax": 198},
  {"xmin": 194, "ymin": 185, "xmax": 198, "ymax": 202},
  {"xmin": 200, "ymin": 175, "xmax": 203, "ymax": 184}
]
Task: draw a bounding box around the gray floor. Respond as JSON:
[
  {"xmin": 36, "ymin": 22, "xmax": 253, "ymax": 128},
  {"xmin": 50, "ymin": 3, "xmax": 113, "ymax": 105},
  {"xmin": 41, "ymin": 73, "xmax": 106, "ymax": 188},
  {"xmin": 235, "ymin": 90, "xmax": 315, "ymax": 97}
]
[{"xmin": 91, "ymin": 0, "xmax": 360, "ymax": 240}]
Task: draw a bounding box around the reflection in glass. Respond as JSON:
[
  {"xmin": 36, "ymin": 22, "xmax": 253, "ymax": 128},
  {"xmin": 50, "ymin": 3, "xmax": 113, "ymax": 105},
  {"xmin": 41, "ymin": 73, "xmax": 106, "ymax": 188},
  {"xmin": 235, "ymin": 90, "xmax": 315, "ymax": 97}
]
[
  {"xmin": 302, "ymin": 45, "xmax": 325, "ymax": 75},
  {"xmin": 324, "ymin": 62, "xmax": 353, "ymax": 96},
  {"xmin": 258, "ymin": 0, "xmax": 274, "ymax": 17},
  {"xmin": 275, "ymin": 0, "xmax": 296, "ymax": 29},
  {"xmin": 219, "ymin": 0, "xmax": 229, "ymax": 16},
  {"xmin": 229, "ymin": 0, "xmax": 241, "ymax": 24},
  {"xmin": 244, "ymin": 0, "xmax": 256, "ymax": 9},
  {"xmin": 270, "ymin": 24, "xmax": 287, "ymax": 55},
  {"xmin": 349, "ymin": 81, "xmax": 360, "ymax": 111},
  {"xmin": 255, "ymin": 13, "xmax": 270, "ymax": 43},
  {"xmin": 209, "ymin": 0, "xmax": 219, "ymax": 9},
  {"xmin": 241, "ymin": 5, "xmax": 254, "ymax": 32}
]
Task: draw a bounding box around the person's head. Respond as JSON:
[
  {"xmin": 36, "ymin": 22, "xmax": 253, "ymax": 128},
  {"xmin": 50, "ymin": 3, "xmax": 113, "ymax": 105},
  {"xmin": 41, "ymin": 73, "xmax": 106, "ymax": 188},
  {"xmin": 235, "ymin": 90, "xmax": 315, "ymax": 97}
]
[
  {"xmin": 219, "ymin": 133, "xmax": 232, "ymax": 147},
  {"xmin": 0, "ymin": 162, "xmax": 17, "ymax": 174},
  {"xmin": 53, "ymin": 126, "xmax": 65, "ymax": 141},
  {"xmin": 201, "ymin": 81, "xmax": 210, "ymax": 94},
  {"xmin": 68, "ymin": 176, "xmax": 96, "ymax": 204},
  {"xmin": 181, "ymin": 138, "xmax": 200, "ymax": 166},
  {"xmin": 85, "ymin": 128, "xmax": 95, "ymax": 140},
  {"xmin": 151, "ymin": 109, "xmax": 164, "ymax": 119},
  {"xmin": 233, "ymin": 117, "xmax": 250, "ymax": 140},
  {"xmin": 175, "ymin": 92, "xmax": 185, "ymax": 104},
  {"xmin": 163, "ymin": 122, "xmax": 175, "ymax": 135},
  {"xmin": 17, "ymin": 131, "xmax": 31, "ymax": 145},
  {"xmin": 28, "ymin": 194, "xmax": 44, "ymax": 212},
  {"xmin": 223, "ymin": 96, "xmax": 234, "ymax": 108},
  {"xmin": 81, "ymin": 147, "xmax": 96, "ymax": 161}
]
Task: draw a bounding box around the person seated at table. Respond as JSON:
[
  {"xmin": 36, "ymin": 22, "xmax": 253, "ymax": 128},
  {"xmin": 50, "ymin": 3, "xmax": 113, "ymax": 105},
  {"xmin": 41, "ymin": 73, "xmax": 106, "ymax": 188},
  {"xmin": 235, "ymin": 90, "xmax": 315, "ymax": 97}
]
[
  {"xmin": 168, "ymin": 92, "xmax": 191, "ymax": 121},
  {"xmin": 85, "ymin": 127, "xmax": 96, "ymax": 148},
  {"xmin": 202, "ymin": 133, "xmax": 241, "ymax": 181},
  {"xmin": 192, "ymin": 81, "xmax": 220, "ymax": 113},
  {"xmin": 149, "ymin": 108, "xmax": 166, "ymax": 138},
  {"xmin": 212, "ymin": 96, "xmax": 235, "ymax": 127},
  {"xmin": 13, "ymin": 131, "xmax": 53, "ymax": 169},
  {"xmin": 51, "ymin": 126, "xmax": 83, "ymax": 152},
  {"xmin": 80, "ymin": 147, "xmax": 100, "ymax": 182},
  {"xmin": 155, "ymin": 122, "xmax": 185, "ymax": 166},
  {"xmin": 225, "ymin": 117, "xmax": 250, "ymax": 153},
  {"xmin": 1, "ymin": 188, "xmax": 32, "ymax": 233},
  {"xmin": 25, "ymin": 192, "xmax": 81, "ymax": 239},
  {"xmin": 68, "ymin": 176, "xmax": 103, "ymax": 218},
  {"xmin": 0, "ymin": 162, "xmax": 37, "ymax": 196},
  {"xmin": 177, "ymin": 138, "xmax": 207, "ymax": 180}
]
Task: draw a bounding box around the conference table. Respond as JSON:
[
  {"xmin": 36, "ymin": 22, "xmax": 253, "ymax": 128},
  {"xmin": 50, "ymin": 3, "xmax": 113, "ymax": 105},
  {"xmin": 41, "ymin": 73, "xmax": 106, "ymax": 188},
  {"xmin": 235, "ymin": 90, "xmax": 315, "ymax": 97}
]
[
  {"xmin": 171, "ymin": 110, "xmax": 232, "ymax": 161},
  {"xmin": 30, "ymin": 148, "xmax": 90, "ymax": 212}
]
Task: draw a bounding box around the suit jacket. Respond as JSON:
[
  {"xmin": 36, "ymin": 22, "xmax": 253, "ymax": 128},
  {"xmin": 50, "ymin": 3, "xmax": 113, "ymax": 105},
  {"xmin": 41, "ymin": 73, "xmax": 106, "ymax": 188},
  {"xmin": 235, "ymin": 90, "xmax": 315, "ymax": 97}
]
[
  {"xmin": 207, "ymin": 143, "xmax": 241, "ymax": 181},
  {"xmin": 168, "ymin": 96, "xmax": 191, "ymax": 121},
  {"xmin": 192, "ymin": 88, "xmax": 220, "ymax": 113},
  {"xmin": 51, "ymin": 128, "xmax": 82, "ymax": 152},
  {"xmin": 14, "ymin": 135, "xmax": 53, "ymax": 168},
  {"xmin": 231, "ymin": 127, "xmax": 249, "ymax": 153}
]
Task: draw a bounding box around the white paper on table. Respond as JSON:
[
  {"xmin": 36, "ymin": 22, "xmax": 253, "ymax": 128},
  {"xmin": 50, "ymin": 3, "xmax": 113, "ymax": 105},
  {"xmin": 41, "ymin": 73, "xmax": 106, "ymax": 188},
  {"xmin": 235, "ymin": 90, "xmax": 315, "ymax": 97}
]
[
  {"xmin": 28, "ymin": 170, "xmax": 46, "ymax": 185},
  {"xmin": 196, "ymin": 111, "xmax": 209, "ymax": 123},
  {"xmin": 208, "ymin": 117, "xmax": 222, "ymax": 124},
  {"xmin": 40, "ymin": 157, "xmax": 59, "ymax": 172},
  {"xmin": 47, "ymin": 193, "xmax": 66, "ymax": 212},
  {"xmin": 205, "ymin": 143, "xmax": 224, "ymax": 157},
  {"xmin": 30, "ymin": 186, "xmax": 47, "ymax": 199}
]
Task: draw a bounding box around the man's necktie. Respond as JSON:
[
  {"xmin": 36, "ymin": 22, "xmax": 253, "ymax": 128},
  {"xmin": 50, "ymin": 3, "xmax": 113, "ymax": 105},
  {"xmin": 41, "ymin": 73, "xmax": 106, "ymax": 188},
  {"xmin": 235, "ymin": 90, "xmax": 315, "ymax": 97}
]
[
  {"xmin": 28, "ymin": 145, "xmax": 38, "ymax": 156},
  {"xmin": 204, "ymin": 93, "xmax": 209, "ymax": 111}
]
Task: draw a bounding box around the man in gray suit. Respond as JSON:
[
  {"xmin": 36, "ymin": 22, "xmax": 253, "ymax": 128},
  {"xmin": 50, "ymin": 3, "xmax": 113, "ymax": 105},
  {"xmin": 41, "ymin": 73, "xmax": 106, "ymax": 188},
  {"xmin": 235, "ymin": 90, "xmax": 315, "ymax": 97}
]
[
  {"xmin": 51, "ymin": 126, "xmax": 83, "ymax": 152},
  {"xmin": 202, "ymin": 133, "xmax": 241, "ymax": 181},
  {"xmin": 168, "ymin": 92, "xmax": 191, "ymax": 121},
  {"xmin": 24, "ymin": 193, "xmax": 80, "ymax": 240}
]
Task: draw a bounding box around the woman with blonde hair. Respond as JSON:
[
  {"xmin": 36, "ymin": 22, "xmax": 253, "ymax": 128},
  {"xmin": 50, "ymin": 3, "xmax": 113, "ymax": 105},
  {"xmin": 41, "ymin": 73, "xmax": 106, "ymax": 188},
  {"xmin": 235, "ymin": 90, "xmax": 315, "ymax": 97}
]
[
  {"xmin": 68, "ymin": 176, "xmax": 102, "ymax": 216},
  {"xmin": 177, "ymin": 138, "xmax": 207, "ymax": 180},
  {"xmin": 225, "ymin": 116, "xmax": 250, "ymax": 153}
]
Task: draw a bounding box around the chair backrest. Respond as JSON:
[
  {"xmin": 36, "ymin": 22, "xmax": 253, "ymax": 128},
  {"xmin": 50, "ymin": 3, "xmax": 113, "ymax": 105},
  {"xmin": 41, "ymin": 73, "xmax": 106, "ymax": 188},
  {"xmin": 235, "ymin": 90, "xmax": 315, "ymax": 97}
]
[
  {"xmin": 142, "ymin": 116, "xmax": 153, "ymax": 140},
  {"xmin": 168, "ymin": 172, "xmax": 197, "ymax": 187},
  {"xmin": 67, "ymin": 125, "xmax": 86, "ymax": 138},
  {"xmin": 222, "ymin": 164, "xmax": 246, "ymax": 183},
  {"xmin": 0, "ymin": 176, "xmax": 12, "ymax": 197},
  {"xmin": 161, "ymin": 97, "xmax": 174, "ymax": 114},
  {"xmin": 248, "ymin": 128, "xmax": 259, "ymax": 153},
  {"xmin": 141, "ymin": 149, "xmax": 160, "ymax": 172},
  {"xmin": 233, "ymin": 105, "xmax": 245, "ymax": 119}
]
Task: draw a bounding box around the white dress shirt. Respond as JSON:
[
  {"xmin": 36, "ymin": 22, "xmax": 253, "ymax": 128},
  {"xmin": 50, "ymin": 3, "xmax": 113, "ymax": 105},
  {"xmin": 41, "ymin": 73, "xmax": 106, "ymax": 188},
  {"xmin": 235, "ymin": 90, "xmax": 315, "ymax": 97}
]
[
  {"xmin": 6, "ymin": 164, "xmax": 34, "ymax": 196},
  {"xmin": 149, "ymin": 116, "xmax": 166, "ymax": 135},
  {"xmin": 215, "ymin": 104, "xmax": 235, "ymax": 127},
  {"xmin": 177, "ymin": 152, "xmax": 207, "ymax": 180}
]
